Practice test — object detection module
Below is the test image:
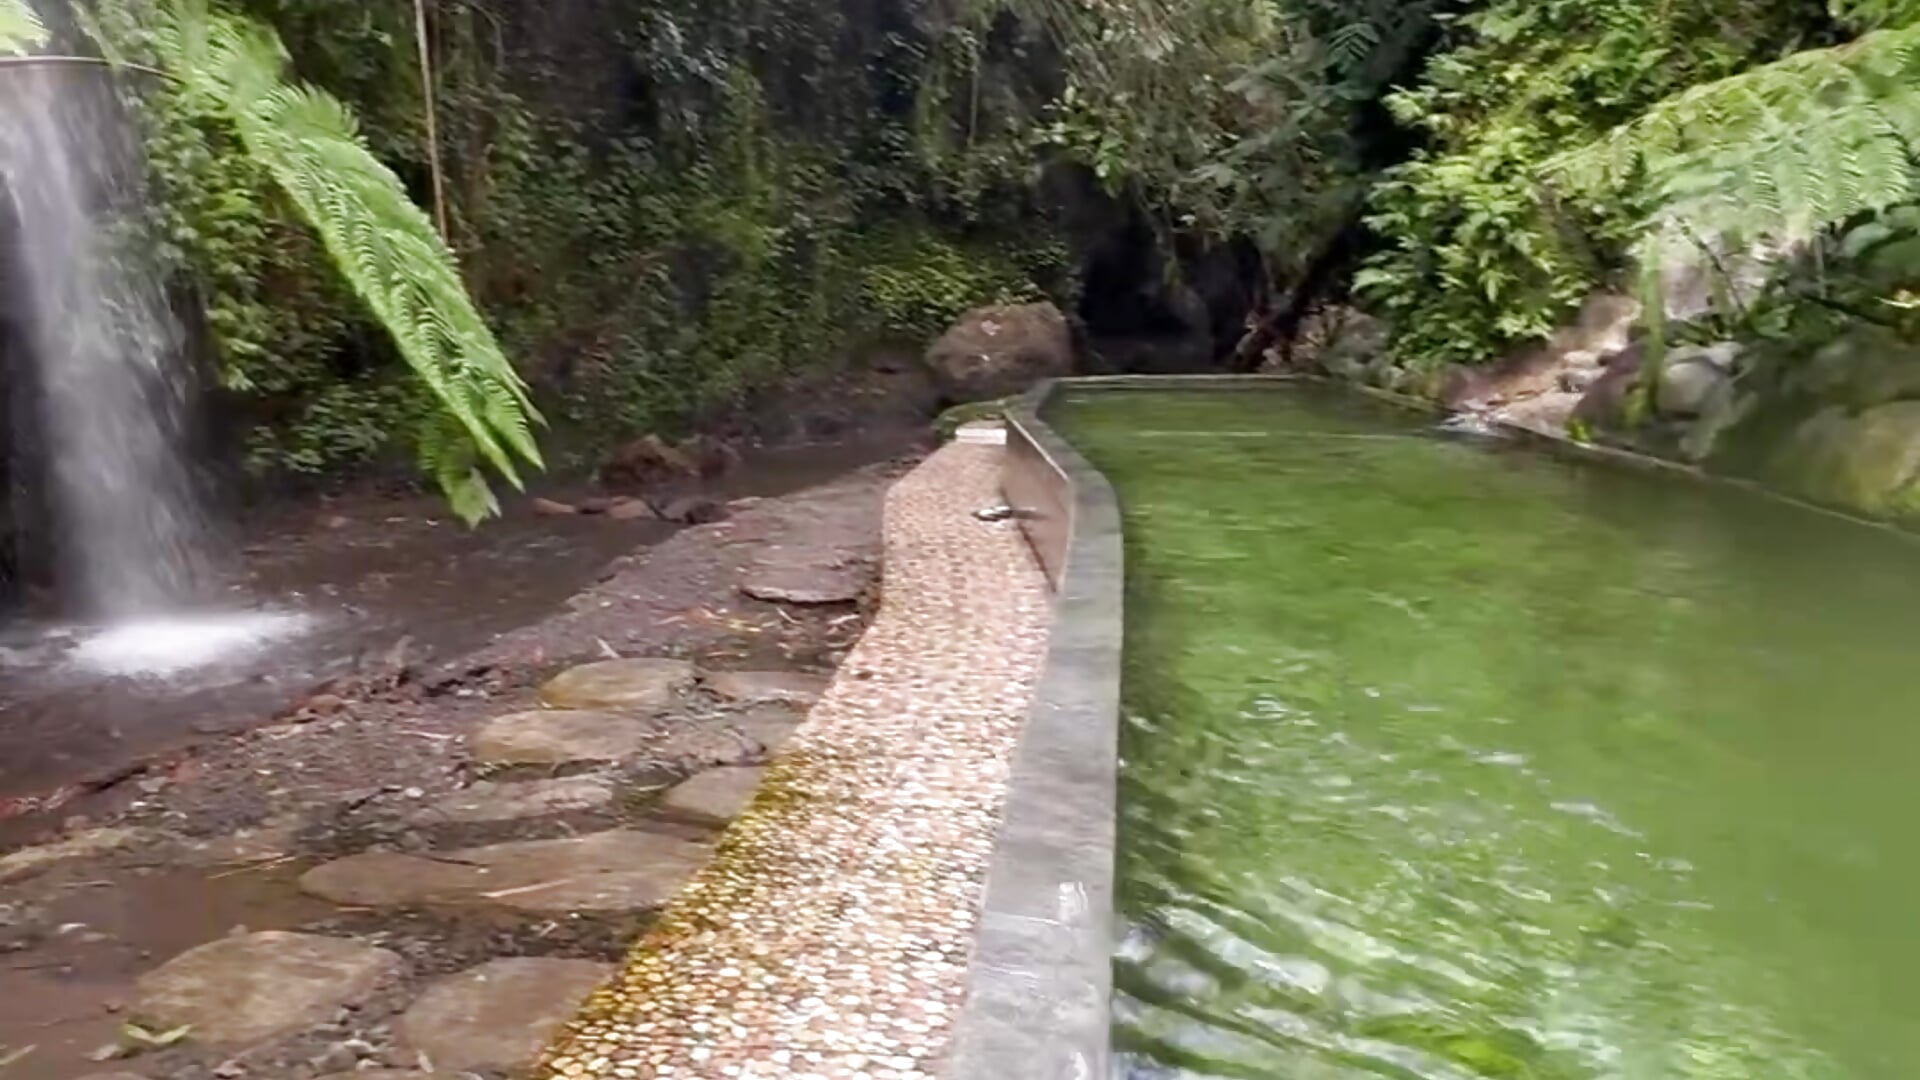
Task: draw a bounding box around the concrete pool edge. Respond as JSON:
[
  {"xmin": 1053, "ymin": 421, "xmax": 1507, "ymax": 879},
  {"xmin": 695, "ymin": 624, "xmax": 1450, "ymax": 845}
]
[{"xmin": 946, "ymin": 383, "xmax": 1123, "ymax": 1079}]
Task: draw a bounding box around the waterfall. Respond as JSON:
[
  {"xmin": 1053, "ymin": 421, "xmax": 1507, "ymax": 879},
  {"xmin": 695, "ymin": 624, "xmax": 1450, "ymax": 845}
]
[{"xmin": 0, "ymin": 60, "xmax": 206, "ymax": 618}]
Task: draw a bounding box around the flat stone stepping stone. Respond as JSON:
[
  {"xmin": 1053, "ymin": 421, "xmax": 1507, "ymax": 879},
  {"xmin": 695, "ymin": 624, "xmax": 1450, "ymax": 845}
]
[
  {"xmin": 661, "ymin": 766, "xmax": 765, "ymax": 821},
  {"xmin": 470, "ymin": 710, "xmax": 662, "ymax": 767},
  {"xmin": 538, "ymin": 657, "xmax": 695, "ymax": 711},
  {"xmin": 417, "ymin": 777, "xmax": 613, "ymax": 823},
  {"xmin": 132, "ymin": 931, "xmax": 403, "ymax": 1046},
  {"xmin": 704, "ymin": 669, "xmax": 831, "ymax": 707},
  {"xmin": 739, "ymin": 558, "xmax": 868, "ymax": 604},
  {"xmin": 300, "ymin": 830, "xmax": 710, "ymax": 913},
  {"xmin": 396, "ymin": 957, "xmax": 611, "ymax": 1072},
  {"xmin": 0, "ymin": 827, "xmax": 155, "ymax": 884}
]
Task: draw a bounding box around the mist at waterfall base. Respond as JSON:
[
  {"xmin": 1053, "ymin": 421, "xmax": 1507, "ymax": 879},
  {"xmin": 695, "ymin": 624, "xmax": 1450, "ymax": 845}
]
[{"xmin": 0, "ymin": 54, "xmax": 312, "ymax": 676}]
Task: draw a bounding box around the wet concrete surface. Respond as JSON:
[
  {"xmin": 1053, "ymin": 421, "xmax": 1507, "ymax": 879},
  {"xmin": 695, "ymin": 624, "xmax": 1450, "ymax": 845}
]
[{"xmin": 0, "ymin": 439, "xmax": 907, "ymax": 804}]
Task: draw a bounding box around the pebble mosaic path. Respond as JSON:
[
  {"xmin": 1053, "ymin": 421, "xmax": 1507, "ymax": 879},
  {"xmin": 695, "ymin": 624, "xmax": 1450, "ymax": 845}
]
[{"xmin": 537, "ymin": 441, "xmax": 1052, "ymax": 1080}]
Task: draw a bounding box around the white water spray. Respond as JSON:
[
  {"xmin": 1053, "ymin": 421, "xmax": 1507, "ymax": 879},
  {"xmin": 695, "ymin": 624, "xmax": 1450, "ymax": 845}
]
[{"xmin": 0, "ymin": 45, "xmax": 206, "ymax": 618}]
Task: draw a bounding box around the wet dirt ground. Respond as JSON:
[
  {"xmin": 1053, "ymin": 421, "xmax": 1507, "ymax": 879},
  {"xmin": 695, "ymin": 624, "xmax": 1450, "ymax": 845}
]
[
  {"xmin": 0, "ymin": 438, "xmax": 905, "ymax": 805},
  {"xmin": 0, "ymin": 439, "xmax": 920, "ymax": 1079}
]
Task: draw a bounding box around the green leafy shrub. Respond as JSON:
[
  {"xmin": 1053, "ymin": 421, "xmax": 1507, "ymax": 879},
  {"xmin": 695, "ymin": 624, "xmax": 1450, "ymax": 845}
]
[{"xmin": 1357, "ymin": 0, "xmax": 1821, "ymax": 372}]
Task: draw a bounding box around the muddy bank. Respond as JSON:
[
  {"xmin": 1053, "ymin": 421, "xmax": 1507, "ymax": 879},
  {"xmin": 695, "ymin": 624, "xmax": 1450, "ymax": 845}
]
[{"xmin": 0, "ymin": 452, "xmax": 914, "ymax": 1080}]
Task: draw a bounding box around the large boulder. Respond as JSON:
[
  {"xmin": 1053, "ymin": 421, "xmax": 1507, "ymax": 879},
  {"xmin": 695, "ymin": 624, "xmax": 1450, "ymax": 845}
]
[
  {"xmin": 1571, "ymin": 347, "xmax": 1647, "ymax": 431},
  {"xmin": 1656, "ymin": 344, "xmax": 1741, "ymax": 418},
  {"xmin": 925, "ymin": 302, "xmax": 1076, "ymax": 403},
  {"xmin": 597, "ymin": 434, "xmax": 697, "ymax": 493},
  {"xmin": 1769, "ymin": 401, "xmax": 1920, "ymax": 517}
]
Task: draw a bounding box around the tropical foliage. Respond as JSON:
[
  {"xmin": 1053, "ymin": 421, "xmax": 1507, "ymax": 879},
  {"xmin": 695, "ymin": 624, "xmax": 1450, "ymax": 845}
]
[
  {"xmin": 1, "ymin": 0, "xmax": 537, "ymax": 520},
  {"xmin": 0, "ymin": 0, "xmax": 42, "ymax": 55},
  {"xmin": 10, "ymin": 0, "xmax": 1920, "ymax": 505},
  {"xmin": 1554, "ymin": 3, "xmax": 1920, "ymax": 272}
]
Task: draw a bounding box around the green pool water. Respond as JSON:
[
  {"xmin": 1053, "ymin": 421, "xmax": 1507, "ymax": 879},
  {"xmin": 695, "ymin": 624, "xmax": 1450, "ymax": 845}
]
[{"xmin": 1053, "ymin": 386, "xmax": 1920, "ymax": 1080}]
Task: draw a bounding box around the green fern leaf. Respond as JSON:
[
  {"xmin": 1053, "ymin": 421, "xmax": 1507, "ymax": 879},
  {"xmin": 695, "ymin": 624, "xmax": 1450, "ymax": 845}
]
[
  {"xmin": 1551, "ymin": 22, "xmax": 1920, "ymax": 257},
  {"xmin": 142, "ymin": 0, "xmax": 542, "ymax": 522},
  {"xmin": 0, "ymin": 0, "xmax": 46, "ymax": 56}
]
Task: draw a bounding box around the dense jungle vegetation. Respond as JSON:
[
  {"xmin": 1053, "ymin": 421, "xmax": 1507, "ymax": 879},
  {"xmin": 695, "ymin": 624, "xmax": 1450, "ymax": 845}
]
[{"xmin": 9, "ymin": 0, "xmax": 1920, "ymax": 514}]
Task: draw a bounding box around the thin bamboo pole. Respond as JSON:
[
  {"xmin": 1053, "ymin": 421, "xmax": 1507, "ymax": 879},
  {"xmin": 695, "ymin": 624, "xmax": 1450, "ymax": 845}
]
[{"xmin": 413, "ymin": 0, "xmax": 450, "ymax": 240}]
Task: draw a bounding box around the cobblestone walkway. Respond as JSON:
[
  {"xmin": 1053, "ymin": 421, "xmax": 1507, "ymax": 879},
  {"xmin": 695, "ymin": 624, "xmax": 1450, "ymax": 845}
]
[{"xmin": 538, "ymin": 442, "xmax": 1052, "ymax": 1079}]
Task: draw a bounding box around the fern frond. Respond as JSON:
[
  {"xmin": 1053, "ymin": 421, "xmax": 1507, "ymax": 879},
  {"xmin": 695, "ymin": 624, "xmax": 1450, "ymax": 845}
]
[
  {"xmin": 0, "ymin": 0, "xmax": 46, "ymax": 56},
  {"xmin": 140, "ymin": 0, "xmax": 541, "ymax": 521},
  {"xmin": 1831, "ymin": 0, "xmax": 1920, "ymax": 30},
  {"xmin": 1550, "ymin": 22, "xmax": 1920, "ymax": 259}
]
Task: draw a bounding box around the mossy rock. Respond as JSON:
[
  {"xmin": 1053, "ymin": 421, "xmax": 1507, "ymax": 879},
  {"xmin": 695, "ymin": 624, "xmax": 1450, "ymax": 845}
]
[{"xmin": 1767, "ymin": 401, "xmax": 1920, "ymax": 519}]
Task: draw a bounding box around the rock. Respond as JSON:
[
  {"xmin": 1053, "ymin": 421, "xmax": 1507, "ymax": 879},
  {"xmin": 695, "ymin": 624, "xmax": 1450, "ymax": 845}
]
[
  {"xmin": 660, "ymin": 495, "xmax": 728, "ymax": 525},
  {"xmin": 740, "ymin": 559, "xmax": 870, "ymax": 605},
  {"xmin": 1443, "ymin": 293, "xmax": 1641, "ymax": 411},
  {"xmin": 1771, "ymin": 401, "xmax": 1920, "ymax": 517},
  {"xmin": 0, "ymin": 827, "xmax": 154, "ymax": 884},
  {"xmin": 132, "ymin": 932, "xmax": 403, "ymax": 1046},
  {"xmin": 1491, "ymin": 391, "xmax": 1585, "ymax": 437},
  {"xmin": 606, "ymin": 497, "xmax": 658, "ymax": 521},
  {"xmin": 1673, "ymin": 341, "xmax": 1743, "ymax": 372},
  {"xmin": 77, "ymin": 1074, "xmax": 154, "ymax": 1080},
  {"xmin": 677, "ymin": 434, "xmax": 742, "ymax": 479},
  {"xmin": 184, "ymin": 813, "xmax": 305, "ymax": 865},
  {"xmin": 1571, "ymin": 347, "xmax": 1647, "ymax": 430},
  {"xmin": 728, "ymin": 706, "xmax": 806, "ymax": 757},
  {"xmin": 925, "ymin": 302, "xmax": 1076, "ymax": 403},
  {"xmin": 661, "ymin": 766, "xmax": 766, "ymax": 821},
  {"xmin": 1656, "ymin": 356, "xmax": 1735, "ymax": 418},
  {"xmin": 1795, "ymin": 328, "xmax": 1920, "ymax": 409},
  {"xmin": 1559, "ymin": 365, "xmax": 1603, "ymax": 394},
  {"xmin": 538, "ymin": 657, "xmax": 696, "ymax": 712},
  {"xmin": 417, "ymin": 777, "xmax": 614, "ymax": 823},
  {"xmin": 639, "ymin": 711, "xmax": 799, "ymax": 770},
  {"xmin": 599, "ymin": 434, "xmax": 697, "ymax": 493},
  {"xmin": 397, "ymin": 958, "xmax": 611, "ymax": 1072},
  {"xmin": 575, "ymin": 496, "xmax": 617, "ymax": 515},
  {"xmin": 317, "ymin": 1073, "xmax": 450, "ymax": 1080},
  {"xmin": 470, "ymin": 710, "xmax": 666, "ymax": 768},
  {"xmin": 300, "ymin": 830, "xmax": 710, "ymax": 913},
  {"xmin": 703, "ymin": 670, "xmax": 830, "ymax": 708},
  {"xmin": 530, "ymin": 497, "xmax": 578, "ymax": 516}
]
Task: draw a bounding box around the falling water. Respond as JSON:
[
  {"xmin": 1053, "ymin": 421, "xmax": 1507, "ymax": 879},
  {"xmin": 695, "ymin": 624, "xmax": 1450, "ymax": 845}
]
[{"xmin": 0, "ymin": 60, "xmax": 206, "ymax": 618}]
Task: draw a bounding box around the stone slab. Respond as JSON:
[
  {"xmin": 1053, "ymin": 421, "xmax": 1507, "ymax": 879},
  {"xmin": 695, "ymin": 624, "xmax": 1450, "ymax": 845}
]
[
  {"xmin": 132, "ymin": 931, "xmax": 403, "ymax": 1046},
  {"xmin": 538, "ymin": 658, "xmax": 695, "ymax": 711},
  {"xmin": 470, "ymin": 710, "xmax": 663, "ymax": 767},
  {"xmin": 702, "ymin": 669, "xmax": 831, "ymax": 708},
  {"xmin": 738, "ymin": 560, "xmax": 868, "ymax": 604},
  {"xmin": 397, "ymin": 958, "xmax": 611, "ymax": 1072},
  {"xmin": 301, "ymin": 830, "xmax": 710, "ymax": 913},
  {"xmin": 418, "ymin": 777, "xmax": 614, "ymax": 823},
  {"xmin": 659, "ymin": 766, "xmax": 765, "ymax": 821},
  {"xmin": 0, "ymin": 827, "xmax": 154, "ymax": 884}
]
